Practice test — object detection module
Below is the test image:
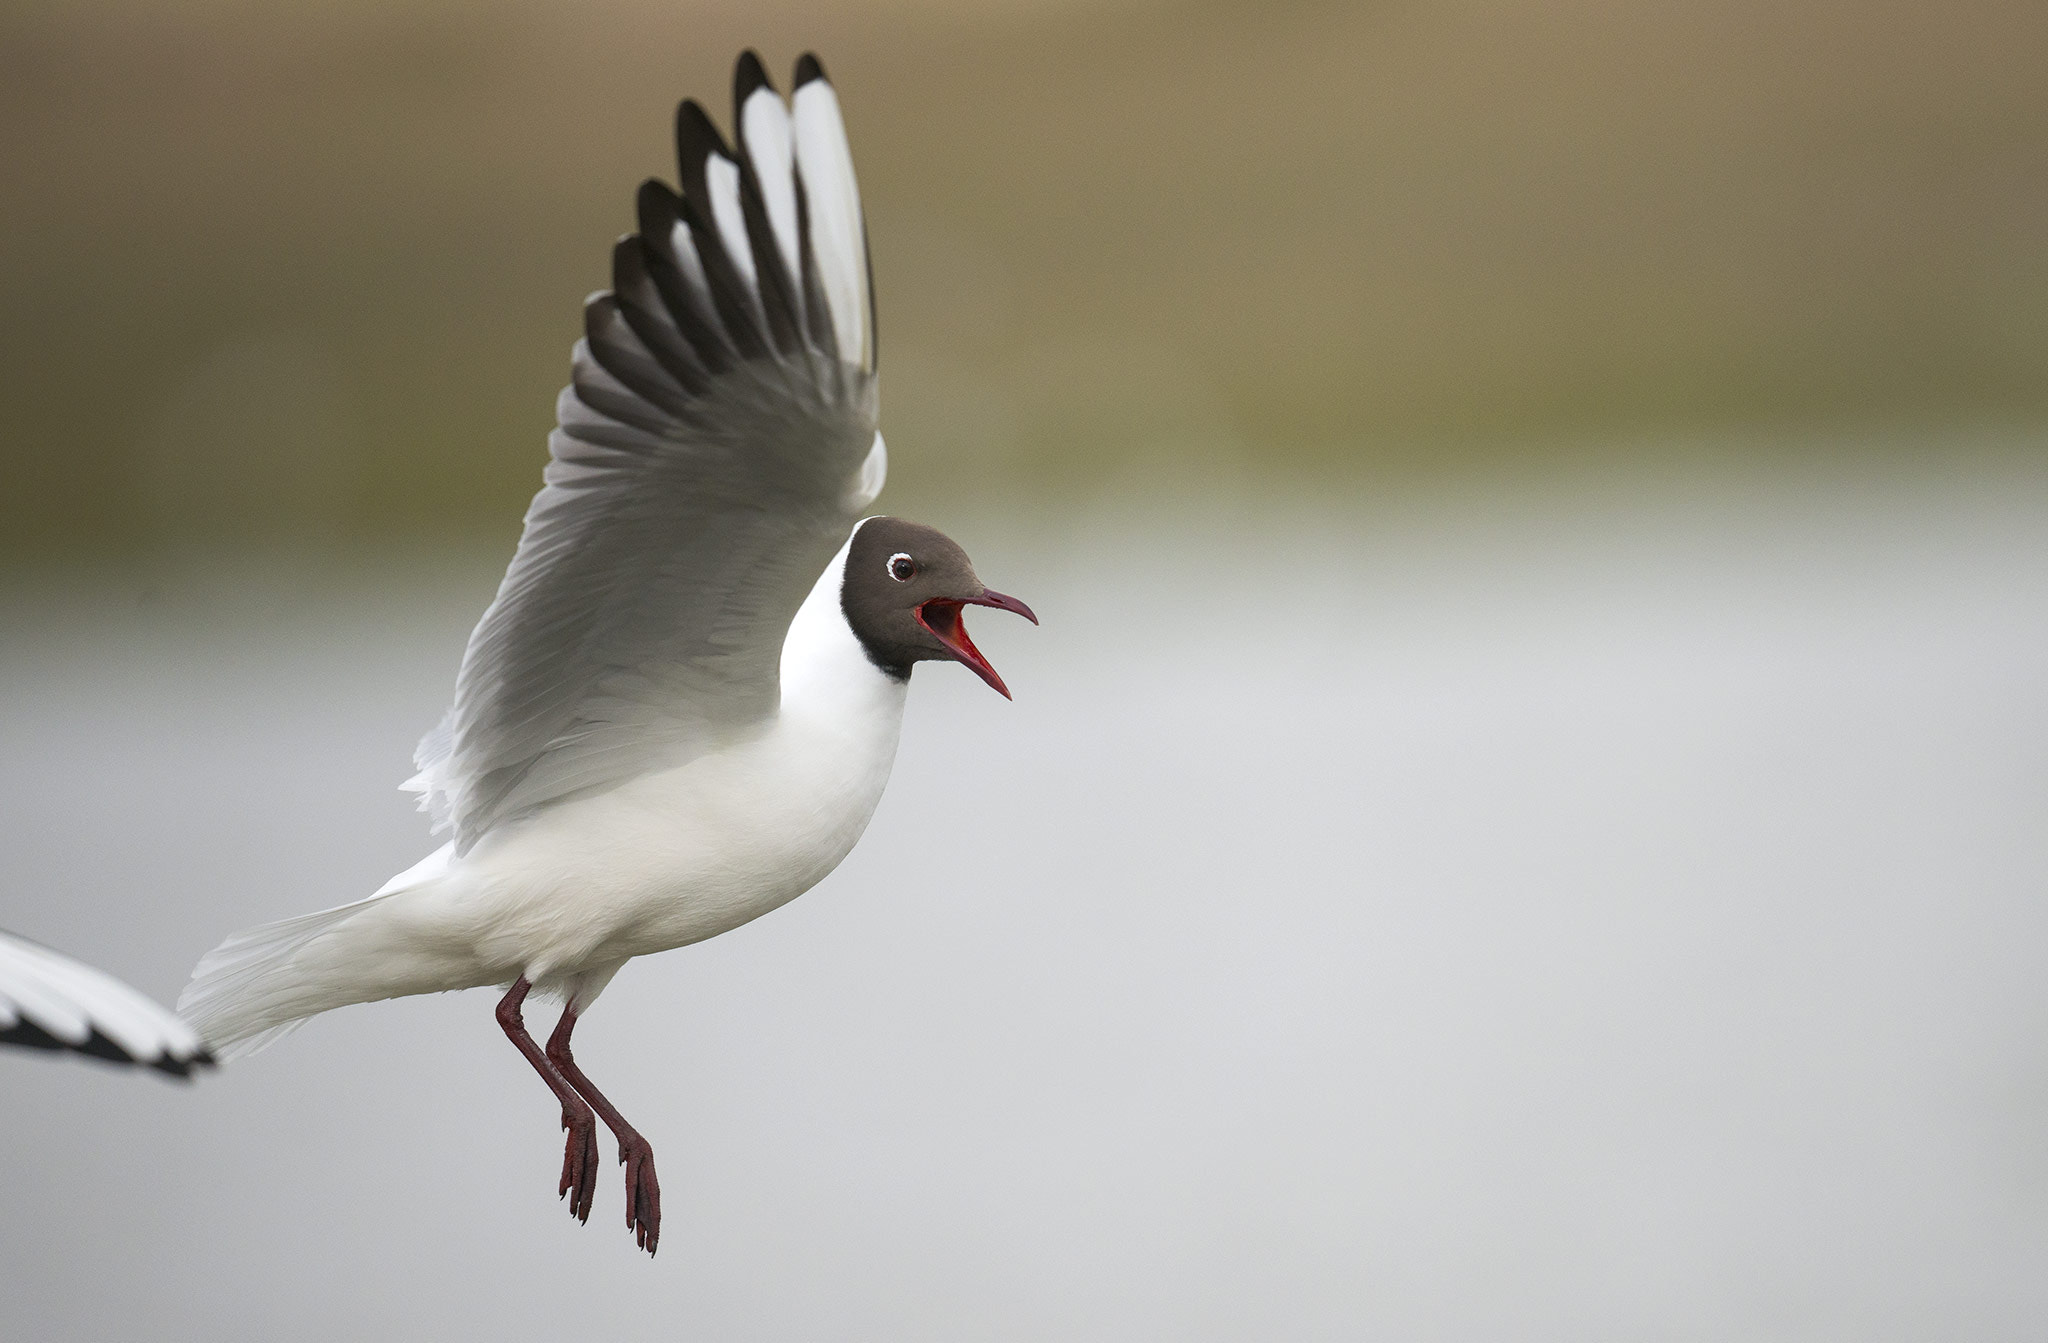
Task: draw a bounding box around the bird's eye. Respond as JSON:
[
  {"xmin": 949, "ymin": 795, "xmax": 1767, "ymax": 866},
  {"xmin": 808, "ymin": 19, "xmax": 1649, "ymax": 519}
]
[{"xmin": 888, "ymin": 553, "xmax": 917, "ymax": 582}]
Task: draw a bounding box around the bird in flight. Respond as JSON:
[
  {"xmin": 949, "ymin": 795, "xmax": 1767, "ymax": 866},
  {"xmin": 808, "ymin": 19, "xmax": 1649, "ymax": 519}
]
[
  {"xmin": 2, "ymin": 929, "xmax": 213, "ymax": 1077},
  {"xmin": 180, "ymin": 51, "xmax": 1034, "ymax": 1256}
]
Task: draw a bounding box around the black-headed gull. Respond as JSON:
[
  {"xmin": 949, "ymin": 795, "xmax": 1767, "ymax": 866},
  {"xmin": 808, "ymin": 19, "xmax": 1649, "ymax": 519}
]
[
  {"xmin": 2, "ymin": 929, "xmax": 213, "ymax": 1077},
  {"xmin": 180, "ymin": 52, "xmax": 1034, "ymax": 1255}
]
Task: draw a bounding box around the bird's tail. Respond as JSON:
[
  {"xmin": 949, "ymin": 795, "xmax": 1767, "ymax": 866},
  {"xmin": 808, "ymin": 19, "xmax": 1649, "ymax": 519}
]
[
  {"xmin": 179, "ymin": 846, "xmax": 460, "ymax": 1060},
  {"xmin": 177, "ymin": 895, "xmax": 395, "ymax": 1061}
]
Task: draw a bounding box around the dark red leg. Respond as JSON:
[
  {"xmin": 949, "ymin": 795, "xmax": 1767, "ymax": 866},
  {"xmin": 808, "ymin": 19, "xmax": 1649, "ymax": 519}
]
[
  {"xmin": 547, "ymin": 1005, "xmax": 661, "ymax": 1256},
  {"xmin": 495, "ymin": 977, "xmax": 600, "ymax": 1225}
]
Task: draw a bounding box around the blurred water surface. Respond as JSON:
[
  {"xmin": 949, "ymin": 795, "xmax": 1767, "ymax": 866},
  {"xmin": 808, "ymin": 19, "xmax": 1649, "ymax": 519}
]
[{"xmin": 3, "ymin": 451, "xmax": 2045, "ymax": 1338}]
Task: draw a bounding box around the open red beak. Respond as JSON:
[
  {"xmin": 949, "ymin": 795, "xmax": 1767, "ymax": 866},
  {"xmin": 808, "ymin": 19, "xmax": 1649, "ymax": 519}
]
[{"xmin": 915, "ymin": 588, "xmax": 1038, "ymax": 699}]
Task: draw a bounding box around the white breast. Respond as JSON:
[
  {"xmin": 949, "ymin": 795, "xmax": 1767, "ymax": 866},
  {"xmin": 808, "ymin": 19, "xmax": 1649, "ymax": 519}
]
[{"xmin": 374, "ymin": 543, "xmax": 908, "ymax": 987}]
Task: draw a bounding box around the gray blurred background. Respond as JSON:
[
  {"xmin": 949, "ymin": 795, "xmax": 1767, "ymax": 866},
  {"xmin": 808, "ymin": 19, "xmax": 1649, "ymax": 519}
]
[{"xmin": 3, "ymin": 1, "xmax": 2046, "ymax": 1338}]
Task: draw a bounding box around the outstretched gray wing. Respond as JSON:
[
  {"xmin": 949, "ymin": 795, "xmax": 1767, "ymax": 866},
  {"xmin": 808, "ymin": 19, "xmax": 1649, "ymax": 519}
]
[{"xmin": 411, "ymin": 53, "xmax": 883, "ymax": 852}]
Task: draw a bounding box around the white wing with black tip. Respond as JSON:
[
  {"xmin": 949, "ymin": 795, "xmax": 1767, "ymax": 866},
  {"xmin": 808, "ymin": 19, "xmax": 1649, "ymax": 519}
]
[
  {"xmin": 408, "ymin": 51, "xmax": 883, "ymax": 851},
  {"xmin": 0, "ymin": 930, "xmax": 214, "ymax": 1077}
]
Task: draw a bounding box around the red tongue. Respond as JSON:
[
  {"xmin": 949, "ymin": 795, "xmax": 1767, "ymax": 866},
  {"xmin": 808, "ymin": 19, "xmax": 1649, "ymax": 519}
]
[{"xmin": 916, "ymin": 599, "xmax": 1011, "ymax": 699}]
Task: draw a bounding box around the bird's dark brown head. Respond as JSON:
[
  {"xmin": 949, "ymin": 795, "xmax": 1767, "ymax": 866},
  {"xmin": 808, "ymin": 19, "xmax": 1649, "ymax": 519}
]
[{"xmin": 840, "ymin": 517, "xmax": 1037, "ymax": 697}]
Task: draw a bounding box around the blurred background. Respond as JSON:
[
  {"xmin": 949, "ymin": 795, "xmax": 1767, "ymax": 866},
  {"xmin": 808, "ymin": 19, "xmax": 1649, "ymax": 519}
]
[{"xmin": 3, "ymin": 0, "xmax": 2045, "ymax": 1337}]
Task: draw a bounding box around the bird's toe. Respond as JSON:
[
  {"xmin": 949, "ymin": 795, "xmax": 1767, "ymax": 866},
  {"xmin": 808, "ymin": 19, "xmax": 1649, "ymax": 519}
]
[
  {"xmin": 621, "ymin": 1139, "xmax": 660, "ymax": 1255},
  {"xmin": 558, "ymin": 1106, "xmax": 600, "ymax": 1223}
]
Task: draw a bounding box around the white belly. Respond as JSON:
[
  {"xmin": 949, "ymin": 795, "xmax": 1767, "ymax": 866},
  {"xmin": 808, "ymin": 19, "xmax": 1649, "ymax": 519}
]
[
  {"xmin": 446, "ymin": 695, "xmax": 903, "ymax": 975},
  {"xmin": 353, "ymin": 545, "xmax": 909, "ymax": 992}
]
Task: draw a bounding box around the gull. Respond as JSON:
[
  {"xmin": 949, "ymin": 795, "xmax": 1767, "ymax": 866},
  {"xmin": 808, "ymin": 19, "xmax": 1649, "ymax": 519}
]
[
  {"xmin": 2, "ymin": 929, "xmax": 213, "ymax": 1077},
  {"xmin": 179, "ymin": 51, "xmax": 1034, "ymax": 1255}
]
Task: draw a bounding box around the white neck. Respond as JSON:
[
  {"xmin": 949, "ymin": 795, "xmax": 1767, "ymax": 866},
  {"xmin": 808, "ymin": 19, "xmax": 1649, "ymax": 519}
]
[{"xmin": 779, "ymin": 530, "xmax": 910, "ymax": 726}]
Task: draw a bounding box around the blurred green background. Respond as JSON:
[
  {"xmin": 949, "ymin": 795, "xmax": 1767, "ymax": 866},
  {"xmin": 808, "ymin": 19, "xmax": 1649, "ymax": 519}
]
[{"xmin": 3, "ymin": 0, "xmax": 2043, "ymax": 558}]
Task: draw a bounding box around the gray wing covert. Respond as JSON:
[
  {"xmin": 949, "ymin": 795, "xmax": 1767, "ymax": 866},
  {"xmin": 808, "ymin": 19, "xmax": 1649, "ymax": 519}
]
[{"xmin": 411, "ymin": 53, "xmax": 883, "ymax": 852}]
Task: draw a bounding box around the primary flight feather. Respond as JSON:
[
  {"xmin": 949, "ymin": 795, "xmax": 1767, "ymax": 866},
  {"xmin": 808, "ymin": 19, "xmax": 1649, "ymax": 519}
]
[{"xmin": 2, "ymin": 929, "xmax": 213, "ymax": 1078}]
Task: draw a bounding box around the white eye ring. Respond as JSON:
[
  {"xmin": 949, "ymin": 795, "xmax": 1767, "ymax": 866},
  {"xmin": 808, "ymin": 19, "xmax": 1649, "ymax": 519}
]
[{"xmin": 887, "ymin": 552, "xmax": 917, "ymax": 582}]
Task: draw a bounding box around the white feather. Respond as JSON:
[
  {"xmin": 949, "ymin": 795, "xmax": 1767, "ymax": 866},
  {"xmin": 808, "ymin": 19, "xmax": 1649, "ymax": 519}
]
[
  {"xmin": 0, "ymin": 943, "xmax": 91, "ymax": 1043},
  {"xmin": 741, "ymin": 86, "xmax": 802, "ymax": 292},
  {"xmin": 705, "ymin": 153, "xmax": 757, "ymax": 297},
  {"xmin": 34, "ymin": 957, "xmax": 163, "ymax": 1057},
  {"xmin": 669, "ymin": 220, "xmax": 712, "ymax": 307},
  {"xmin": 792, "ymin": 79, "xmax": 871, "ymax": 372},
  {"xmin": 177, "ymin": 860, "xmax": 440, "ymax": 1061}
]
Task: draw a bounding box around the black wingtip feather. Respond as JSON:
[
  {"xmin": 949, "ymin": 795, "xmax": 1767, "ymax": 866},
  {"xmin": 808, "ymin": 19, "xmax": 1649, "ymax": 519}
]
[
  {"xmin": 608, "ymin": 234, "xmax": 713, "ymax": 390},
  {"xmin": 150, "ymin": 1049, "xmax": 211, "ymax": 1080},
  {"xmin": 735, "ymin": 49, "xmax": 774, "ymax": 104},
  {"xmin": 794, "ymin": 52, "xmax": 827, "ymax": 87},
  {"xmin": 582, "ymin": 292, "xmax": 692, "ymax": 425},
  {"xmin": 1, "ymin": 1015, "xmax": 210, "ymax": 1078},
  {"xmin": 675, "ymin": 98, "xmax": 734, "ymax": 172},
  {"xmin": 635, "ymin": 178, "xmax": 682, "ymax": 240},
  {"xmin": 628, "ymin": 181, "xmax": 723, "ymax": 370}
]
